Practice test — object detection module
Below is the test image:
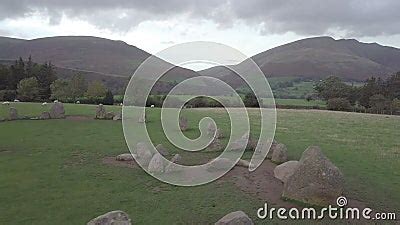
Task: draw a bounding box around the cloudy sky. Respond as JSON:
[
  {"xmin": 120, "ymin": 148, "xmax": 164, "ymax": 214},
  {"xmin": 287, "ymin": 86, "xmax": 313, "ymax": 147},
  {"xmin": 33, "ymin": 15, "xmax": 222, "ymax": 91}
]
[{"xmin": 1, "ymin": 0, "xmax": 400, "ymax": 57}]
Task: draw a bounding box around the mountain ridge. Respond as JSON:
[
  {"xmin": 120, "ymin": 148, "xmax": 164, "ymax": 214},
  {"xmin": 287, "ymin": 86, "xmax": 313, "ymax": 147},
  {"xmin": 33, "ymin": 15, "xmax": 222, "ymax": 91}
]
[
  {"xmin": 200, "ymin": 36, "xmax": 400, "ymax": 82},
  {"xmin": 1, "ymin": 35, "xmax": 400, "ymax": 87}
]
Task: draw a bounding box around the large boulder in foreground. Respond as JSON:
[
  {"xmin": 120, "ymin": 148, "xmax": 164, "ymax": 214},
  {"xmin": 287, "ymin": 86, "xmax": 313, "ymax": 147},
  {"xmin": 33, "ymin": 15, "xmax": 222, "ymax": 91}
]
[
  {"xmin": 271, "ymin": 143, "xmax": 288, "ymax": 164},
  {"xmin": 283, "ymin": 146, "xmax": 345, "ymax": 206},
  {"xmin": 215, "ymin": 211, "xmax": 253, "ymax": 225},
  {"xmin": 148, "ymin": 153, "xmax": 164, "ymax": 173},
  {"xmin": 87, "ymin": 210, "xmax": 132, "ymax": 225},
  {"xmin": 273, "ymin": 160, "xmax": 299, "ymax": 183},
  {"xmin": 136, "ymin": 143, "xmax": 153, "ymax": 166},
  {"xmin": 50, "ymin": 102, "xmax": 65, "ymax": 119}
]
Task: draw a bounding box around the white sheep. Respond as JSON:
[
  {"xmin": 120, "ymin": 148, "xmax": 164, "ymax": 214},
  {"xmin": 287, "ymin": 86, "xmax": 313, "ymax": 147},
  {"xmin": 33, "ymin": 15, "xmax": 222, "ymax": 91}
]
[
  {"xmin": 2, "ymin": 101, "xmax": 10, "ymax": 106},
  {"xmin": 42, "ymin": 102, "xmax": 47, "ymax": 106},
  {"xmin": 14, "ymin": 99, "xmax": 20, "ymax": 102},
  {"xmin": 76, "ymin": 101, "xmax": 80, "ymax": 104},
  {"xmin": 120, "ymin": 103, "xmax": 123, "ymax": 106},
  {"xmin": 150, "ymin": 105, "xmax": 155, "ymax": 108},
  {"xmin": 54, "ymin": 100, "xmax": 59, "ymax": 103}
]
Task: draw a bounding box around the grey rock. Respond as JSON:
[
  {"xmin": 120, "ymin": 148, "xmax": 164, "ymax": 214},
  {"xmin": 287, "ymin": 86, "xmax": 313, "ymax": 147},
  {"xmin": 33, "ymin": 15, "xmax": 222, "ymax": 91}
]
[
  {"xmin": 87, "ymin": 210, "xmax": 132, "ymax": 225},
  {"xmin": 9, "ymin": 107, "xmax": 18, "ymax": 120},
  {"xmin": 116, "ymin": 153, "xmax": 134, "ymax": 161},
  {"xmin": 215, "ymin": 211, "xmax": 253, "ymax": 225},
  {"xmin": 274, "ymin": 160, "xmax": 300, "ymax": 183},
  {"xmin": 135, "ymin": 143, "xmax": 153, "ymax": 166},
  {"xmin": 50, "ymin": 102, "xmax": 65, "ymax": 119},
  {"xmin": 179, "ymin": 117, "xmax": 188, "ymax": 131},
  {"xmin": 208, "ymin": 138, "xmax": 223, "ymax": 151},
  {"xmin": 113, "ymin": 113, "xmax": 122, "ymax": 120},
  {"xmin": 105, "ymin": 112, "xmax": 115, "ymax": 120},
  {"xmin": 39, "ymin": 111, "xmax": 51, "ymax": 120},
  {"xmin": 164, "ymin": 154, "xmax": 182, "ymax": 173},
  {"xmin": 282, "ymin": 146, "xmax": 345, "ymax": 206},
  {"xmin": 148, "ymin": 153, "xmax": 164, "ymax": 173},
  {"xmin": 155, "ymin": 144, "xmax": 169, "ymax": 156},
  {"xmin": 170, "ymin": 154, "xmax": 181, "ymax": 163},
  {"xmin": 236, "ymin": 159, "xmax": 250, "ymax": 168},
  {"xmin": 207, "ymin": 158, "xmax": 233, "ymax": 172},
  {"xmin": 271, "ymin": 143, "xmax": 288, "ymax": 164},
  {"xmin": 138, "ymin": 113, "xmax": 146, "ymax": 123},
  {"xmin": 95, "ymin": 104, "xmax": 106, "ymax": 119}
]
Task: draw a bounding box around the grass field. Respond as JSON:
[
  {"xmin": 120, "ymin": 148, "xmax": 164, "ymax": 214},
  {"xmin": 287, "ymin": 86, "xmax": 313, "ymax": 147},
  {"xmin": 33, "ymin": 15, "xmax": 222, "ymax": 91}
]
[{"xmin": 0, "ymin": 103, "xmax": 399, "ymax": 224}]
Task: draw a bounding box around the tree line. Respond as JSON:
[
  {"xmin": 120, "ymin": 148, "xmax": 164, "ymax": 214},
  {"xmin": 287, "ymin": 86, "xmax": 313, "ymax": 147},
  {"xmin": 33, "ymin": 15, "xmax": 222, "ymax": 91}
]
[
  {"xmin": 0, "ymin": 57, "xmax": 115, "ymax": 105},
  {"xmin": 314, "ymin": 72, "xmax": 400, "ymax": 114}
]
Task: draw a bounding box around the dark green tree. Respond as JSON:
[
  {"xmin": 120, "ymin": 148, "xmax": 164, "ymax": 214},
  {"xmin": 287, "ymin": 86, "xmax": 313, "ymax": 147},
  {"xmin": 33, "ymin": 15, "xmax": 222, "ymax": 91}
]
[
  {"xmin": 102, "ymin": 89, "xmax": 114, "ymax": 105},
  {"xmin": 35, "ymin": 62, "xmax": 57, "ymax": 100},
  {"xmin": 314, "ymin": 76, "xmax": 351, "ymax": 101}
]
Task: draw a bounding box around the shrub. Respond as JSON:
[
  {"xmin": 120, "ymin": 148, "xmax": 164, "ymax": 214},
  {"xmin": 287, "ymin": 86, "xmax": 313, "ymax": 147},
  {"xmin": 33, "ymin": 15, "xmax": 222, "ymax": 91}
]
[
  {"xmin": 0, "ymin": 90, "xmax": 17, "ymax": 101},
  {"xmin": 327, "ymin": 98, "xmax": 352, "ymax": 111}
]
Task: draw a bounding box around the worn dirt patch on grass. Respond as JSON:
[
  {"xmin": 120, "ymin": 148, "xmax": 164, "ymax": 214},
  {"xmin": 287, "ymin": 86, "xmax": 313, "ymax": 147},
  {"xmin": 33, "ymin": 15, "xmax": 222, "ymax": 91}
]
[
  {"xmin": 65, "ymin": 115, "xmax": 93, "ymax": 121},
  {"xmin": 102, "ymin": 156, "xmax": 139, "ymax": 169}
]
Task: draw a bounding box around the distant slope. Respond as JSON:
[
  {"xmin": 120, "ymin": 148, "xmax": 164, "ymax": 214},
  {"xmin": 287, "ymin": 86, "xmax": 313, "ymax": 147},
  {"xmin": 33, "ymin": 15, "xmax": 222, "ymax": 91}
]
[
  {"xmin": 200, "ymin": 37, "xmax": 400, "ymax": 81},
  {"xmin": 0, "ymin": 36, "xmax": 199, "ymax": 82}
]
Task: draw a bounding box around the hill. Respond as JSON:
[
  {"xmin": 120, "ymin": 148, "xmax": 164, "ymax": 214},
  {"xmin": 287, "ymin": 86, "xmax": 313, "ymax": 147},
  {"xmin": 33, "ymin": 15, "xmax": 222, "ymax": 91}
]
[
  {"xmin": 200, "ymin": 37, "xmax": 400, "ymax": 82},
  {"xmin": 0, "ymin": 36, "xmax": 198, "ymax": 82}
]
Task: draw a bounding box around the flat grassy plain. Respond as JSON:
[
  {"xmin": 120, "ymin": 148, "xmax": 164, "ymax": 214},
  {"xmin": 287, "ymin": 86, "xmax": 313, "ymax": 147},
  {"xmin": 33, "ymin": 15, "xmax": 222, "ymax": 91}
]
[{"xmin": 0, "ymin": 103, "xmax": 399, "ymax": 224}]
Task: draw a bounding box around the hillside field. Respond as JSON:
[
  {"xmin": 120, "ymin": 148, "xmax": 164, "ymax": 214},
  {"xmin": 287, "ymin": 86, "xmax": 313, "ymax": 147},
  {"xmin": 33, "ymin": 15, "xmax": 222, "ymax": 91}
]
[{"xmin": 0, "ymin": 103, "xmax": 399, "ymax": 224}]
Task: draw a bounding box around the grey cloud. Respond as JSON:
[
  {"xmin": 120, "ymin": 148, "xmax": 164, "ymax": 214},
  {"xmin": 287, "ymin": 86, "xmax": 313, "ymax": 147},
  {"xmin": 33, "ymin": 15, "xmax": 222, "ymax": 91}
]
[{"xmin": 0, "ymin": 0, "xmax": 399, "ymax": 36}]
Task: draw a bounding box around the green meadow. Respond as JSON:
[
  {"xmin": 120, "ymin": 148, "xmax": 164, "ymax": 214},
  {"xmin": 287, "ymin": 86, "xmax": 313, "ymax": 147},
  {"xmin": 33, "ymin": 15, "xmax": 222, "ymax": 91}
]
[{"xmin": 0, "ymin": 103, "xmax": 399, "ymax": 224}]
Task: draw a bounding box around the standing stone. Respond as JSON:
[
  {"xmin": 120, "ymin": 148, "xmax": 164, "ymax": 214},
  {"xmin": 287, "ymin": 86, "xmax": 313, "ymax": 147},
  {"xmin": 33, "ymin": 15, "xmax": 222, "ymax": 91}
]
[
  {"xmin": 282, "ymin": 146, "xmax": 345, "ymax": 206},
  {"xmin": 155, "ymin": 144, "xmax": 169, "ymax": 156},
  {"xmin": 9, "ymin": 107, "xmax": 18, "ymax": 120},
  {"xmin": 230, "ymin": 132, "xmax": 250, "ymax": 151},
  {"xmin": 208, "ymin": 138, "xmax": 223, "ymax": 151},
  {"xmin": 215, "ymin": 211, "xmax": 253, "ymax": 225},
  {"xmin": 215, "ymin": 129, "xmax": 224, "ymax": 139},
  {"xmin": 274, "ymin": 160, "xmax": 300, "ymax": 183},
  {"xmin": 207, "ymin": 122, "xmax": 216, "ymax": 137},
  {"xmin": 39, "ymin": 111, "xmax": 51, "ymax": 120},
  {"xmin": 136, "ymin": 143, "xmax": 153, "ymax": 166},
  {"xmin": 266, "ymin": 140, "xmax": 277, "ymax": 159},
  {"xmin": 207, "ymin": 122, "xmax": 223, "ymax": 139},
  {"xmin": 95, "ymin": 104, "xmax": 106, "ymax": 119},
  {"xmin": 170, "ymin": 154, "xmax": 181, "ymax": 163},
  {"xmin": 179, "ymin": 117, "xmax": 188, "ymax": 131},
  {"xmin": 87, "ymin": 210, "xmax": 132, "ymax": 225},
  {"xmin": 271, "ymin": 143, "xmax": 288, "ymax": 164},
  {"xmin": 164, "ymin": 154, "xmax": 182, "ymax": 173},
  {"xmin": 105, "ymin": 112, "xmax": 115, "ymax": 120},
  {"xmin": 49, "ymin": 102, "xmax": 65, "ymax": 119},
  {"xmin": 138, "ymin": 113, "xmax": 146, "ymax": 123},
  {"xmin": 148, "ymin": 153, "xmax": 164, "ymax": 173}
]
